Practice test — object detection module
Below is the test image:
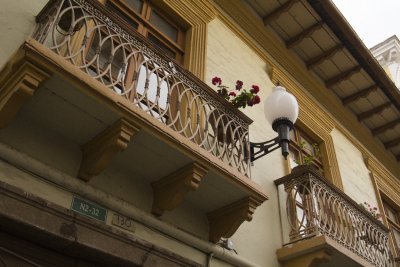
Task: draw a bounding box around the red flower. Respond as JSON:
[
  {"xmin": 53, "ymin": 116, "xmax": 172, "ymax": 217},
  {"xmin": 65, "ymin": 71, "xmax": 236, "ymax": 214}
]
[
  {"xmin": 236, "ymin": 80, "xmax": 243, "ymax": 90},
  {"xmin": 254, "ymin": 95, "xmax": 260, "ymax": 104},
  {"xmin": 250, "ymin": 85, "xmax": 259, "ymax": 94},
  {"xmin": 367, "ymin": 204, "xmax": 371, "ymax": 207},
  {"xmin": 229, "ymin": 92, "xmax": 237, "ymax": 97},
  {"xmin": 377, "ymin": 215, "xmax": 381, "ymax": 219},
  {"xmin": 221, "ymin": 88, "xmax": 228, "ymax": 95},
  {"xmin": 212, "ymin": 77, "xmax": 222, "ymax": 86},
  {"xmin": 373, "ymin": 207, "xmax": 377, "ymax": 210}
]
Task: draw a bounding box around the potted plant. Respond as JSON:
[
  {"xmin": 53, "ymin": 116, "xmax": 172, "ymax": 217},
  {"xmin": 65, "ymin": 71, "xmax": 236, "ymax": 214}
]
[
  {"xmin": 358, "ymin": 202, "xmax": 383, "ymax": 246},
  {"xmin": 210, "ymin": 77, "xmax": 261, "ymax": 143},
  {"xmin": 211, "ymin": 77, "xmax": 261, "ymax": 108},
  {"xmin": 293, "ymin": 141, "xmax": 325, "ymax": 174}
]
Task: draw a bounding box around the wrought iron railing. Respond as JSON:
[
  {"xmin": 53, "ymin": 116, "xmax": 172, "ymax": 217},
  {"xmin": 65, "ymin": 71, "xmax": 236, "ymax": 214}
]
[
  {"xmin": 32, "ymin": 0, "xmax": 252, "ymax": 176},
  {"xmin": 275, "ymin": 166, "xmax": 393, "ymax": 266}
]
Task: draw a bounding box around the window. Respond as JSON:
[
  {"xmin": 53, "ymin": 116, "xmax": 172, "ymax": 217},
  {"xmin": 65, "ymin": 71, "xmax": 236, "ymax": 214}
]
[
  {"xmin": 288, "ymin": 127, "xmax": 323, "ymax": 171},
  {"xmin": 107, "ymin": 0, "xmax": 185, "ymax": 63},
  {"xmin": 383, "ymin": 200, "xmax": 400, "ymax": 258}
]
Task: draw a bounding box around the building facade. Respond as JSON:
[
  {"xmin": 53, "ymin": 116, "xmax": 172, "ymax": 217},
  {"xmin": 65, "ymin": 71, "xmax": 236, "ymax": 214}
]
[{"xmin": 0, "ymin": 0, "xmax": 400, "ymax": 266}]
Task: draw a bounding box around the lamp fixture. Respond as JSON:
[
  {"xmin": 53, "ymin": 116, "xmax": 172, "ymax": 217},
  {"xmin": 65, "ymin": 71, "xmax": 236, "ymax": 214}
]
[{"xmin": 250, "ymin": 82, "xmax": 299, "ymax": 162}]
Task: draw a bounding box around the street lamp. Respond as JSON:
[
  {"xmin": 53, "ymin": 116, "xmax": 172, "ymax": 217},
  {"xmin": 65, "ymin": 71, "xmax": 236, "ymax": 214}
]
[{"xmin": 250, "ymin": 83, "xmax": 298, "ymax": 162}]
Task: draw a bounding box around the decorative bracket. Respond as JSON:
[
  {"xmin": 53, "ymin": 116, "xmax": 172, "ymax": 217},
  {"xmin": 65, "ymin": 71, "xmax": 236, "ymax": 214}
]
[
  {"xmin": 151, "ymin": 162, "xmax": 208, "ymax": 216},
  {"xmin": 0, "ymin": 61, "xmax": 49, "ymax": 128},
  {"xmin": 207, "ymin": 197, "xmax": 262, "ymax": 243},
  {"xmin": 78, "ymin": 118, "xmax": 139, "ymax": 181}
]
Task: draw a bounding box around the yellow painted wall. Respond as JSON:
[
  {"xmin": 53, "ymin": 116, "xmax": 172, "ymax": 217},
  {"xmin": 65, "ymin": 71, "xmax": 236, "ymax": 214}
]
[
  {"xmin": 0, "ymin": 0, "xmax": 47, "ymax": 66},
  {"xmin": 206, "ymin": 17, "xmax": 285, "ymax": 267},
  {"xmin": 331, "ymin": 128, "xmax": 379, "ymax": 208}
]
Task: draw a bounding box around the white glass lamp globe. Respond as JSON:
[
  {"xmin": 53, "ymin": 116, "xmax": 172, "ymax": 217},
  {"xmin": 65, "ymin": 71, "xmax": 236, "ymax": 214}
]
[{"xmin": 264, "ymin": 85, "xmax": 298, "ymax": 126}]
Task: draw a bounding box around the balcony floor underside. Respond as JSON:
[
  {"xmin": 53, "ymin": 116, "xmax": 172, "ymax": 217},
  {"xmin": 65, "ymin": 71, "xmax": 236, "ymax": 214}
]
[
  {"xmin": 277, "ymin": 235, "xmax": 373, "ymax": 267},
  {"xmin": 0, "ymin": 73, "xmax": 251, "ymax": 212}
]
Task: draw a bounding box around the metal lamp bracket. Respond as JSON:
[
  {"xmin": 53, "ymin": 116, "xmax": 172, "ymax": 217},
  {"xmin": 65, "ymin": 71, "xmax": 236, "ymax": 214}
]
[{"xmin": 250, "ymin": 137, "xmax": 281, "ymax": 162}]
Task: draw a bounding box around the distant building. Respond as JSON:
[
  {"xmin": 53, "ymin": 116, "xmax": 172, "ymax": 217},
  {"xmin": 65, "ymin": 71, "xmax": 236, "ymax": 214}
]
[{"xmin": 371, "ymin": 35, "xmax": 400, "ymax": 88}]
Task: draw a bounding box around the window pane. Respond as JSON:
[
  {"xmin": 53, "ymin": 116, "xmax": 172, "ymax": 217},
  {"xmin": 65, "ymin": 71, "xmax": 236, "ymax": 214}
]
[
  {"xmin": 386, "ymin": 206, "xmax": 397, "ymax": 221},
  {"xmin": 147, "ymin": 33, "xmax": 177, "ymax": 59},
  {"xmin": 300, "ymin": 136, "xmax": 314, "ymax": 156},
  {"xmin": 393, "ymin": 228, "xmax": 400, "ymax": 251},
  {"xmin": 124, "ymin": 0, "xmax": 143, "ymax": 13},
  {"xmin": 289, "ymin": 129, "xmax": 296, "ymax": 142},
  {"xmin": 107, "ymin": 3, "xmax": 139, "ymax": 29},
  {"xmin": 289, "ymin": 148, "xmax": 299, "ymax": 169},
  {"xmin": 150, "ymin": 11, "xmax": 178, "ymax": 42}
]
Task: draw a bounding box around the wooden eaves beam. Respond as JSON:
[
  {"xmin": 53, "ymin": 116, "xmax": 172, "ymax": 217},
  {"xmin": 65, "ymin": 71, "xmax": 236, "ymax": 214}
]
[
  {"xmin": 357, "ymin": 102, "xmax": 391, "ymax": 122},
  {"xmin": 342, "ymin": 85, "xmax": 378, "ymax": 106},
  {"xmin": 306, "ymin": 44, "xmax": 344, "ymax": 69},
  {"xmin": 286, "ymin": 21, "xmax": 324, "ymax": 49},
  {"xmin": 263, "ymin": 0, "xmax": 300, "ymax": 25},
  {"xmin": 325, "ymin": 66, "xmax": 362, "ymax": 88},
  {"xmin": 371, "ymin": 118, "xmax": 400, "ymax": 136},
  {"xmin": 384, "ymin": 137, "xmax": 400, "ymax": 149}
]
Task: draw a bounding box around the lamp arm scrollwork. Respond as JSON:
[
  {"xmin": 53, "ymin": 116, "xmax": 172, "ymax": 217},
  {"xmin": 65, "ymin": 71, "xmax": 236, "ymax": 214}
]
[{"xmin": 249, "ymin": 137, "xmax": 281, "ymax": 162}]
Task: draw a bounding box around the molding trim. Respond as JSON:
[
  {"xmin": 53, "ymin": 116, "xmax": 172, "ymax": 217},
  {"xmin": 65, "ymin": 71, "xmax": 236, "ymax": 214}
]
[
  {"xmin": 0, "ymin": 61, "xmax": 49, "ymax": 128},
  {"xmin": 207, "ymin": 197, "xmax": 261, "ymax": 243},
  {"xmin": 151, "ymin": 162, "xmax": 208, "ymax": 216},
  {"xmin": 160, "ymin": 0, "xmax": 217, "ymax": 80},
  {"xmin": 78, "ymin": 118, "xmax": 139, "ymax": 181},
  {"xmin": 365, "ymin": 156, "xmax": 400, "ymax": 207}
]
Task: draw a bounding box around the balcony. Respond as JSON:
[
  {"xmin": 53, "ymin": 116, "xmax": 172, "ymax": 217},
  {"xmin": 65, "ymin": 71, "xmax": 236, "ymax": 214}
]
[
  {"xmin": 275, "ymin": 166, "xmax": 393, "ymax": 267},
  {"xmin": 0, "ymin": 0, "xmax": 268, "ymax": 243}
]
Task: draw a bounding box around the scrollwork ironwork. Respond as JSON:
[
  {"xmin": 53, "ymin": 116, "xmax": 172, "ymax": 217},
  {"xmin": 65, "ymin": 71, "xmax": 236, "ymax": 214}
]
[{"xmin": 278, "ymin": 167, "xmax": 393, "ymax": 266}]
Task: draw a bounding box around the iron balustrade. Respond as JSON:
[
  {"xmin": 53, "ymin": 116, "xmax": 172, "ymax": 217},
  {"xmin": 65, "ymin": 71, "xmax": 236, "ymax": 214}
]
[
  {"xmin": 32, "ymin": 0, "xmax": 252, "ymax": 176},
  {"xmin": 275, "ymin": 166, "xmax": 393, "ymax": 266}
]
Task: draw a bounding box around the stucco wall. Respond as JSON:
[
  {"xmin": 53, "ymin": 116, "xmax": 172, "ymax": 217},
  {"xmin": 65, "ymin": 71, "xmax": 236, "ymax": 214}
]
[
  {"xmin": 0, "ymin": 0, "xmax": 47, "ymax": 67},
  {"xmin": 206, "ymin": 17, "xmax": 287, "ymax": 267},
  {"xmin": 331, "ymin": 128, "xmax": 379, "ymax": 209}
]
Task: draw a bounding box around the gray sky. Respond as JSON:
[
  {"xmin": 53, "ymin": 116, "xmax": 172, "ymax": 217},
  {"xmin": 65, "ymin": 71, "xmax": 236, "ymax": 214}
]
[{"xmin": 332, "ymin": 0, "xmax": 400, "ymax": 48}]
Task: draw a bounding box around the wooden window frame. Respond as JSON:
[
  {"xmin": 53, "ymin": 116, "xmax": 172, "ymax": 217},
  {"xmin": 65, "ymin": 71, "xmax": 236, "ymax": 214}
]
[
  {"xmin": 107, "ymin": 0, "xmax": 185, "ymax": 63},
  {"xmin": 288, "ymin": 127, "xmax": 323, "ymax": 171},
  {"xmin": 383, "ymin": 200, "xmax": 400, "ymax": 258}
]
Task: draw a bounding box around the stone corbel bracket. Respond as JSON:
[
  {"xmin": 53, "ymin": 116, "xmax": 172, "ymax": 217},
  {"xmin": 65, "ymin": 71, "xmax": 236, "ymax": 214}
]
[
  {"xmin": 151, "ymin": 162, "xmax": 208, "ymax": 216},
  {"xmin": 78, "ymin": 118, "xmax": 139, "ymax": 181},
  {"xmin": 207, "ymin": 196, "xmax": 262, "ymax": 243},
  {"xmin": 0, "ymin": 61, "xmax": 49, "ymax": 128}
]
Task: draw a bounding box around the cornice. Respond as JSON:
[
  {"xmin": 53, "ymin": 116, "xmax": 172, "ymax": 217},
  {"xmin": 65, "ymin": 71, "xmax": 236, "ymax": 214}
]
[{"xmin": 160, "ymin": 0, "xmax": 216, "ymax": 25}]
